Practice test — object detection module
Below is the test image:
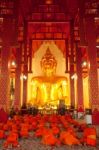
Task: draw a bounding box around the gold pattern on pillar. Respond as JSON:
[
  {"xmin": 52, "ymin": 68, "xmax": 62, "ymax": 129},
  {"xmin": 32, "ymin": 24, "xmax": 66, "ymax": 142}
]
[
  {"xmin": 0, "ymin": 19, "xmax": 11, "ymax": 110},
  {"xmin": 0, "ymin": 46, "xmax": 10, "ymax": 109},
  {"xmin": 23, "ymin": 66, "xmax": 28, "ymax": 105},
  {"xmin": 65, "ymin": 39, "xmax": 69, "ymax": 73},
  {"xmin": 85, "ymin": 16, "xmax": 99, "ymax": 111},
  {"xmin": 22, "ymin": 21, "xmax": 28, "ymax": 105},
  {"xmin": 14, "ymin": 47, "xmax": 22, "ymax": 108},
  {"xmin": 70, "ymin": 20, "xmax": 75, "ymax": 107},
  {"xmin": 76, "ymin": 43, "xmax": 84, "ymax": 110},
  {"xmin": 79, "ymin": 0, "xmax": 86, "ymax": 46}
]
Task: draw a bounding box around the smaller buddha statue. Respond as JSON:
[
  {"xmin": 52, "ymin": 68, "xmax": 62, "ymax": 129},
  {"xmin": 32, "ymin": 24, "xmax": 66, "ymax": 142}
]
[{"xmin": 30, "ymin": 48, "xmax": 68, "ymax": 107}]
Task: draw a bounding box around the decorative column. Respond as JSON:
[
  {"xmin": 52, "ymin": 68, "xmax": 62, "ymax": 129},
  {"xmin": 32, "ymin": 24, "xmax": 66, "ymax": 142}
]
[
  {"xmin": 85, "ymin": 16, "xmax": 99, "ymax": 111},
  {"xmin": 22, "ymin": 67, "xmax": 28, "ymax": 105},
  {"xmin": 76, "ymin": 43, "xmax": 84, "ymax": 110},
  {"xmin": 23, "ymin": 21, "xmax": 28, "ymax": 105},
  {"xmin": 14, "ymin": 46, "xmax": 22, "ymax": 109},
  {"xmin": 70, "ymin": 20, "xmax": 75, "ymax": 108},
  {"xmin": 78, "ymin": 1, "xmax": 86, "ymax": 110},
  {"xmin": 0, "ymin": 19, "xmax": 11, "ymax": 110},
  {"xmin": 28, "ymin": 39, "xmax": 32, "ymax": 73},
  {"xmin": 65, "ymin": 39, "xmax": 69, "ymax": 73},
  {"xmin": 79, "ymin": 0, "xmax": 86, "ymax": 46}
]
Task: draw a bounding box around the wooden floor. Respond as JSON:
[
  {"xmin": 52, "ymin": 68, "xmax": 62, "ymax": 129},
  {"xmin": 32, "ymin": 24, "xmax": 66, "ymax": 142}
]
[{"xmin": 0, "ymin": 137, "xmax": 99, "ymax": 150}]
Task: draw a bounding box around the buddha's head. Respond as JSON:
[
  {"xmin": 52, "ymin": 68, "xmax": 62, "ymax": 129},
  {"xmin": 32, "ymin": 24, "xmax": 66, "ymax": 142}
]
[{"xmin": 40, "ymin": 48, "xmax": 57, "ymax": 76}]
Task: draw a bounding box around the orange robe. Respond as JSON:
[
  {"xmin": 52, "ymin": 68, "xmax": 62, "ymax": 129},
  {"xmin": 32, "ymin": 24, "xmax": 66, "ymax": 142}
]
[
  {"xmin": 20, "ymin": 123, "xmax": 29, "ymax": 138},
  {"xmin": 0, "ymin": 130, "xmax": 5, "ymax": 139},
  {"xmin": 4, "ymin": 132, "xmax": 19, "ymax": 148},
  {"xmin": 42, "ymin": 131, "xmax": 58, "ymax": 146},
  {"xmin": 83, "ymin": 127, "xmax": 96, "ymax": 146},
  {"xmin": 60, "ymin": 131, "xmax": 80, "ymax": 146}
]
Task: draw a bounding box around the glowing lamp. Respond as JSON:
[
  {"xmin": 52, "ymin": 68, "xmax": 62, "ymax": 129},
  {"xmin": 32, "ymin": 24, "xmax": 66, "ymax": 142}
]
[
  {"xmin": 71, "ymin": 74, "xmax": 77, "ymax": 80},
  {"xmin": 45, "ymin": 0, "xmax": 53, "ymax": 4},
  {"xmin": 20, "ymin": 74, "xmax": 27, "ymax": 80},
  {"xmin": 82, "ymin": 61, "xmax": 87, "ymax": 67},
  {"xmin": 11, "ymin": 61, "xmax": 16, "ymax": 67}
]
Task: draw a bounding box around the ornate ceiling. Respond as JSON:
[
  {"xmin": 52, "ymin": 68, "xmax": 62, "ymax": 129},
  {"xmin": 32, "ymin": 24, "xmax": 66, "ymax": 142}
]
[{"xmin": 0, "ymin": 0, "xmax": 99, "ymax": 75}]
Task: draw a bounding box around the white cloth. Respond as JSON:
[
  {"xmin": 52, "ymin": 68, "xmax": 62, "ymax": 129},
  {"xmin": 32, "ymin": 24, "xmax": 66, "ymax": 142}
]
[{"xmin": 85, "ymin": 114, "xmax": 92, "ymax": 124}]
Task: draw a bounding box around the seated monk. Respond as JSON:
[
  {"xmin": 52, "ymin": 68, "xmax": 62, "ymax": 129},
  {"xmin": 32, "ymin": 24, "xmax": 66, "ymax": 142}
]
[
  {"xmin": 11, "ymin": 124, "xmax": 18, "ymax": 131},
  {"xmin": 20, "ymin": 123, "xmax": 29, "ymax": 138},
  {"xmin": 3, "ymin": 124, "xmax": 9, "ymax": 131},
  {"xmin": 35, "ymin": 127, "xmax": 48, "ymax": 138},
  {"xmin": 0, "ymin": 123, "xmax": 3, "ymax": 130},
  {"xmin": 41, "ymin": 129, "xmax": 59, "ymax": 146},
  {"xmin": 59, "ymin": 116, "xmax": 69, "ymax": 128},
  {"xmin": 0, "ymin": 130, "xmax": 5, "ymax": 139},
  {"xmin": 81, "ymin": 126, "xmax": 96, "ymax": 146},
  {"xmin": 51, "ymin": 126, "xmax": 60, "ymax": 135},
  {"xmin": 31, "ymin": 121, "xmax": 37, "ymax": 130},
  {"xmin": 3, "ymin": 132, "xmax": 19, "ymax": 148},
  {"xmin": 67, "ymin": 127, "xmax": 76, "ymax": 137},
  {"xmin": 60, "ymin": 131, "xmax": 80, "ymax": 146}
]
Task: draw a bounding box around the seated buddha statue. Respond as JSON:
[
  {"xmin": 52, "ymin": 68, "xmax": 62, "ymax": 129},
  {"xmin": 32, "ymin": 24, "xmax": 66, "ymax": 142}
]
[{"xmin": 30, "ymin": 48, "xmax": 68, "ymax": 107}]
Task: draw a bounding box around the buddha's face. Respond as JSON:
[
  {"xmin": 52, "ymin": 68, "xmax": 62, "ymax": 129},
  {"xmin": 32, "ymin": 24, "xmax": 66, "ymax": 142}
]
[
  {"xmin": 43, "ymin": 65, "xmax": 56, "ymax": 77},
  {"xmin": 41, "ymin": 49, "xmax": 57, "ymax": 76}
]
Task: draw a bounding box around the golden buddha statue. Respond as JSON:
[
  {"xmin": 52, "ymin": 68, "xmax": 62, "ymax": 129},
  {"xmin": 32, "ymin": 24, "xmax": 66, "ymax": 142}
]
[{"xmin": 30, "ymin": 48, "xmax": 68, "ymax": 107}]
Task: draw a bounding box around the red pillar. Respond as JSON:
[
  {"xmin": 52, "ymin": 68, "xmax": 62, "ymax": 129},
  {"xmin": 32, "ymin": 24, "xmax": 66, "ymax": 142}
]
[
  {"xmin": 70, "ymin": 20, "xmax": 75, "ymax": 108},
  {"xmin": 85, "ymin": 16, "xmax": 99, "ymax": 111},
  {"xmin": 14, "ymin": 46, "xmax": 22, "ymax": 109},
  {"xmin": 28, "ymin": 39, "xmax": 32, "ymax": 73},
  {"xmin": 0, "ymin": 19, "xmax": 11, "ymax": 110},
  {"xmin": 23, "ymin": 71, "xmax": 28, "ymax": 105},
  {"xmin": 65, "ymin": 39, "xmax": 69, "ymax": 73},
  {"xmin": 76, "ymin": 43, "xmax": 84, "ymax": 110},
  {"xmin": 79, "ymin": 0, "xmax": 86, "ymax": 46},
  {"xmin": 22, "ymin": 21, "xmax": 28, "ymax": 105}
]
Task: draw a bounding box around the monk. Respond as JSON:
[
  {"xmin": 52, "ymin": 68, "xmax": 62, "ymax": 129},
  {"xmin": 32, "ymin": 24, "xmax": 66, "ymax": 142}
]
[
  {"xmin": 20, "ymin": 123, "xmax": 29, "ymax": 138},
  {"xmin": 60, "ymin": 131, "xmax": 80, "ymax": 146},
  {"xmin": 3, "ymin": 132, "xmax": 19, "ymax": 148},
  {"xmin": 82, "ymin": 126, "xmax": 96, "ymax": 146},
  {"xmin": 0, "ymin": 130, "xmax": 5, "ymax": 139},
  {"xmin": 41, "ymin": 129, "xmax": 58, "ymax": 146}
]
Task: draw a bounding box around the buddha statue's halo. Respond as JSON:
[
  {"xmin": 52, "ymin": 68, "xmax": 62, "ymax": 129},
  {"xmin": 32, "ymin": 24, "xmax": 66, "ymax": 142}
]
[{"xmin": 40, "ymin": 48, "xmax": 57, "ymax": 74}]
